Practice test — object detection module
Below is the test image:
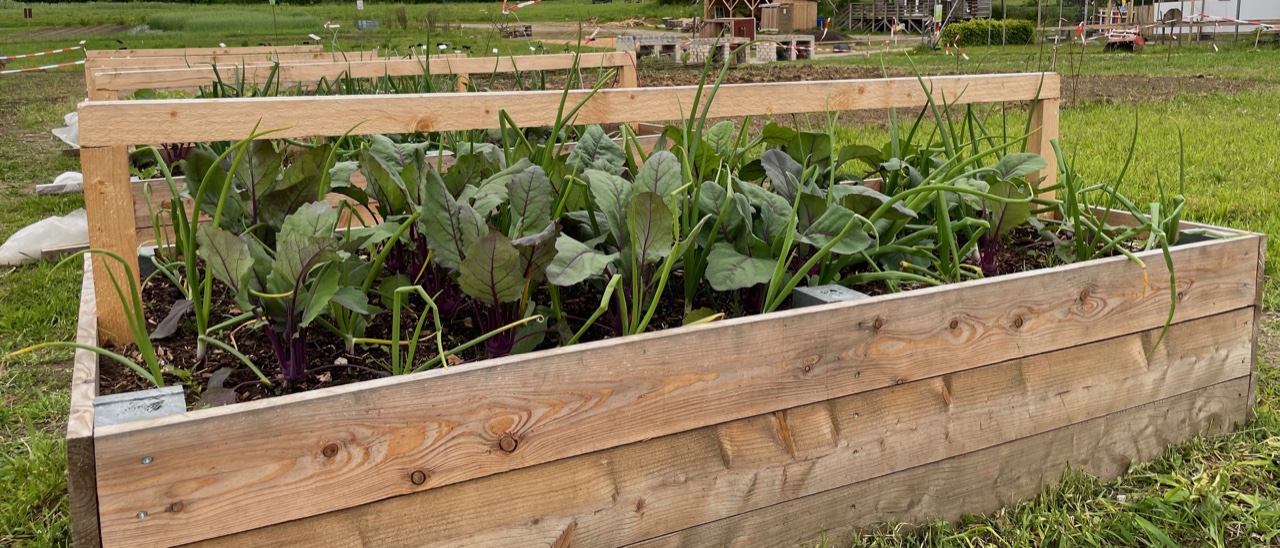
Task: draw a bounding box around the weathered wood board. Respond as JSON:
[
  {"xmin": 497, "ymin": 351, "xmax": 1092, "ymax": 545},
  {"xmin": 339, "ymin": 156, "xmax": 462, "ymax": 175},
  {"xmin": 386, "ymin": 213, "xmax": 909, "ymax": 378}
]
[{"xmin": 69, "ymin": 231, "xmax": 1261, "ymax": 547}]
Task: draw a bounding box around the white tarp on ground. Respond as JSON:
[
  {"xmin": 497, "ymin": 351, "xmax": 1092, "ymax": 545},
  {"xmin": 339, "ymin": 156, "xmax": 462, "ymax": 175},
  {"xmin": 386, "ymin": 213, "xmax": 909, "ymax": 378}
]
[
  {"xmin": 35, "ymin": 172, "xmax": 84, "ymax": 195},
  {"xmin": 0, "ymin": 209, "xmax": 88, "ymax": 266},
  {"xmin": 52, "ymin": 111, "xmax": 79, "ymax": 149}
]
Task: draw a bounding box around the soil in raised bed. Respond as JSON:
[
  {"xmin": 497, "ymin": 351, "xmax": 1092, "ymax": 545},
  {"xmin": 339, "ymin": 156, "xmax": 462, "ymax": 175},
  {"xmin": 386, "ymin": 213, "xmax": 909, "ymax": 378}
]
[{"xmin": 98, "ymin": 226, "xmax": 1101, "ymax": 409}]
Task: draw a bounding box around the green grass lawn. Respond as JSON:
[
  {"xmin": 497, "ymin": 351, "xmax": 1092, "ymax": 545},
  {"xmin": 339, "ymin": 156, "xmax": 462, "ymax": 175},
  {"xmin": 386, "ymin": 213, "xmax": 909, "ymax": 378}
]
[{"xmin": 0, "ymin": 12, "xmax": 1278, "ymax": 545}]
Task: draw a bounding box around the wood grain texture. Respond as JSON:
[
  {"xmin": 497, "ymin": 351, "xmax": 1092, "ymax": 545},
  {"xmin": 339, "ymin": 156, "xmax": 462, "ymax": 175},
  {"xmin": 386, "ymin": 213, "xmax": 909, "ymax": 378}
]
[
  {"xmin": 184, "ymin": 310, "xmax": 1254, "ymax": 548},
  {"xmin": 68, "ymin": 257, "xmax": 102, "ymax": 548},
  {"xmin": 1027, "ymin": 97, "xmax": 1059, "ymax": 206},
  {"xmin": 93, "ymin": 235, "xmax": 1256, "ymax": 548},
  {"xmin": 85, "ymin": 46, "xmax": 322, "ymax": 59},
  {"xmin": 91, "ymin": 52, "xmax": 635, "ymax": 93},
  {"xmin": 80, "ymin": 146, "xmax": 139, "ymax": 345},
  {"xmin": 84, "ymin": 51, "xmax": 376, "ymax": 71},
  {"xmin": 1248, "ymin": 234, "xmax": 1267, "ymax": 422},
  {"xmin": 78, "ymin": 73, "xmax": 1061, "ymax": 147},
  {"xmin": 631, "ymin": 378, "xmax": 1252, "ymax": 548}
]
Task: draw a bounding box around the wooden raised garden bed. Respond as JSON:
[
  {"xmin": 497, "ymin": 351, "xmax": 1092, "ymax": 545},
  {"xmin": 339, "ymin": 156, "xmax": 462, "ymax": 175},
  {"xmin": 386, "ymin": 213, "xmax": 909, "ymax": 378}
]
[{"xmin": 66, "ymin": 72, "xmax": 1265, "ymax": 547}]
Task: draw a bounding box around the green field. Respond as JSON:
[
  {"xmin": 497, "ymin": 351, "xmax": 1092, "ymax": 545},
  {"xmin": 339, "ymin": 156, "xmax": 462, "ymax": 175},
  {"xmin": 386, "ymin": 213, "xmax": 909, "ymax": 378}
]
[{"xmin": 1, "ymin": 4, "xmax": 1279, "ymax": 546}]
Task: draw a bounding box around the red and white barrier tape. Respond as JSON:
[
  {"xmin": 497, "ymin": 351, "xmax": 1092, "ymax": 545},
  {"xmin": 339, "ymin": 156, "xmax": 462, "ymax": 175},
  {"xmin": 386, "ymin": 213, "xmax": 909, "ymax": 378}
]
[
  {"xmin": 0, "ymin": 59, "xmax": 86, "ymax": 75},
  {"xmin": 0, "ymin": 43, "xmax": 85, "ymax": 61},
  {"xmin": 1194, "ymin": 13, "xmax": 1278, "ymax": 31},
  {"xmin": 584, "ymin": 26, "xmax": 601, "ymax": 44},
  {"xmin": 944, "ymin": 35, "xmax": 968, "ymax": 60},
  {"xmin": 502, "ymin": 0, "xmax": 541, "ymax": 14}
]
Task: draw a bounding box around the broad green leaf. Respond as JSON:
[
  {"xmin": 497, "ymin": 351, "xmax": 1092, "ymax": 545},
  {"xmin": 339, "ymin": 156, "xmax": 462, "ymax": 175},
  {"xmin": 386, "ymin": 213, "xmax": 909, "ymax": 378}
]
[
  {"xmin": 702, "ymin": 121, "xmax": 736, "ymax": 157},
  {"xmin": 632, "ymin": 150, "xmax": 682, "ymax": 198},
  {"xmin": 567, "ymin": 125, "xmax": 626, "ymax": 176},
  {"xmin": 761, "ymin": 149, "xmax": 802, "ymax": 202},
  {"xmin": 272, "ymin": 202, "xmax": 340, "ymax": 286},
  {"xmin": 195, "ymin": 225, "xmax": 254, "ymax": 310},
  {"xmin": 585, "ymin": 169, "xmax": 632, "ymax": 243},
  {"xmin": 277, "ymin": 143, "xmax": 331, "ymax": 195},
  {"xmin": 627, "ymin": 192, "xmax": 676, "ymax": 264},
  {"xmin": 328, "ymin": 161, "xmax": 368, "ymax": 204},
  {"xmin": 987, "ymin": 181, "xmax": 1031, "ymax": 235},
  {"xmin": 705, "ymin": 242, "xmax": 776, "ymax": 291},
  {"xmin": 786, "ymin": 131, "xmax": 833, "ymax": 167},
  {"xmin": 829, "ymin": 184, "xmax": 918, "ymax": 220},
  {"xmin": 546, "ymin": 234, "xmax": 618, "ymax": 286},
  {"xmin": 506, "ymin": 165, "xmax": 554, "ymax": 239},
  {"xmin": 683, "ymin": 308, "xmax": 719, "ymax": 325},
  {"xmin": 420, "ymin": 178, "xmax": 486, "ymax": 271},
  {"xmin": 798, "ymin": 205, "xmax": 873, "ymax": 255},
  {"xmin": 950, "ymin": 177, "xmax": 991, "ymax": 210},
  {"xmin": 837, "ymin": 144, "xmax": 885, "ymax": 170},
  {"xmin": 472, "ymin": 158, "xmax": 534, "ymax": 213},
  {"xmin": 513, "ymin": 222, "xmax": 558, "ymax": 283},
  {"xmin": 991, "ymin": 152, "xmax": 1048, "ymax": 182},
  {"xmin": 330, "ymin": 287, "xmax": 371, "ymax": 315},
  {"xmin": 458, "ymin": 230, "xmax": 524, "ymax": 307},
  {"xmin": 299, "ymin": 265, "xmax": 341, "ymax": 328},
  {"xmin": 696, "ymin": 180, "xmax": 749, "ymax": 240},
  {"xmin": 761, "ymin": 122, "xmax": 796, "ymax": 145},
  {"xmin": 739, "ymin": 181, "xmax": 791, "ymax": 242},
  {"xmin": 796, "ymin": 192, "xmax": 827, "ymax": 231},
  {"xmin": 234, "ymin": 140, "xmax": 283, "ymax": 199}
]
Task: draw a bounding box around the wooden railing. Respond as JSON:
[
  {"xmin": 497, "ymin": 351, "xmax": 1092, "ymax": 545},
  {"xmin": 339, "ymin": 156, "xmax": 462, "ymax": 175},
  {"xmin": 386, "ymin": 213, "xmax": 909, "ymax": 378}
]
[{"xmin": 76, "ymin": 72, "xmax": 1060, "ymax": 344}]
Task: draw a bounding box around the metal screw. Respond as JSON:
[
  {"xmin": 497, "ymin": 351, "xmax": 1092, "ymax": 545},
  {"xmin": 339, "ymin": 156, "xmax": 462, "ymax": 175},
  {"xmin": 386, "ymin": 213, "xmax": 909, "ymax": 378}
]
[
  {"xmin": 136, "ymin": 511, "xmax": 148, "ymax": 520},
  {"xmin": 141, "ymin": 456, "xmax": 153, "ymax": 465}
]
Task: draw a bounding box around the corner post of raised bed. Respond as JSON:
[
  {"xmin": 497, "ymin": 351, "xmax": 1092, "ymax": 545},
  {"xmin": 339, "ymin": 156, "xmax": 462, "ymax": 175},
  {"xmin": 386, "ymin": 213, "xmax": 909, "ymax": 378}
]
[
  {"xmin": 80, "ymin": 142, "xmax": 139, "ymax": 345},
  {"xmin": 455, "ymin": 73, "xmax": 469, "ymax": 93},
  {"xmin": 67, "ymin": 255, "xmax": 102, "ymax": 548},
  {"xmin": 1027, "ymin": 94, "xmax": 1060, "ymax": 211},
  {"xmin": 1248, "ymin": 234, "xmax": 1268, "ymax": 421},
  {"xmin": 619, "ymin": 52, "xmax": 639, "ymax": 130}
]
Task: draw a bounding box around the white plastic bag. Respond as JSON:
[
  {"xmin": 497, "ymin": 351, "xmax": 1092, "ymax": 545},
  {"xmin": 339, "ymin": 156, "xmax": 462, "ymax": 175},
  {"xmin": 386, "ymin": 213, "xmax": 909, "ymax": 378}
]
[
  {"xmin": 35, "ymin": 172, "xmax": 84, "ymax": 195},
  {"xmin": 0, "ymin": 209, "xmax": 89, "ymax": 266},
  {"xmin": 52, "ymin": 111, "xmax": 79, "ymax": 149}
]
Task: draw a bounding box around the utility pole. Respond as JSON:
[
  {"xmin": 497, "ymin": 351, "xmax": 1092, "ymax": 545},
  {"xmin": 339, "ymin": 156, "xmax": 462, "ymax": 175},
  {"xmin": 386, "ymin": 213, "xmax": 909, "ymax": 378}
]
[{"xmin": 1234, "ymin": 0, "xmax": 1242, "ymax": 42}]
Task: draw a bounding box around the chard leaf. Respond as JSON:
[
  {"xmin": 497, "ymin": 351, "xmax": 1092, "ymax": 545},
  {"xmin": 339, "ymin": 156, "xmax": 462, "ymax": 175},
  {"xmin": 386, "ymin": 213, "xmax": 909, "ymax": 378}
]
[
  {"xmin": 359, "ymin": 136, "xmax": 410, "ymax": 214},
  {"xmin": 330, "ymin": 287, "xmax": 370, "ymax": 315},
  {"xmin": 546, "ymin": 234, "xmax": 618, "ymax": 286},
  {"xmin": 786, "ymin": 131, "xmax": 833, "ymax": 167},
  {"xmin": 986, "ymin": 181, "xmax": 1031, "ymax": 235},
  {"xmin": 459, "ymin": 230, "xmax": 524, "ymax": 307},
  {"xmin": 696, "ymin": 181, "xmax": 748, "ymax": 240},
  {"xmin": 991, "ymin": 153, "xmax": 1048, "ymax": 182},
  {"xmin": 272, "ymin": 202, "xmax": 340, "ymax": 286},
  {"xmin": 421, "ymin": 178, "xmax": 486, "ymax": 271},
  {"xmin": 513, "ymin": 222, "xmax": 558, "ymax": 283},
  {"xmin": 702, "ymin": 121, "xmax": 736, "ymax": 157},
  {"xmin": 585, "ymin": 169, "xmax": 632, "ymax": 243},
  {"xmin": 473, "ymin": 158, "xmax": 534, "ymax": 213},
  {"xmin": 761, "ymin": 149, "xmax": 803, "ymax": 202},
  {"xmin": 705, "ymin": 241, "xmax": 776, "ymax": 291},
  {"xmin": 798, "ymin": 204, "xmax": 873, "ymax": 255},
  {"xmin": 761, "ymin": 122, "xmax": 796, "ymax": 145},
  {"xmin": 235, "ymin": 140, "xmax": 283, "ymax": 200},
  {"xmin": 278, "ymin": 144, "xmax": 331, "ymax": 194},
  {"xmin": 506, "ymin": 165, "xmax": 554, "ymax": 239},
  {"xmin": 739, "ymin": 181, "xmax": 791, "ymax": 242},
  {"xmin": 950, "ymin": 177, "xmax": 991, "ymax": 210},
  {"xmin": 627, "ymin": 191, "xmax": 676, "ymax": 264},
  {"xmin": 829, "ymin": 184, "xmax": 918, "ymax": 220},
  {"xmin": 632, "ymin": 150, "xmax": 682, "ymax": 198},
  {"xmin": 328, "ymin": 161, "xmax": 368, "ymax": 204},
  {"xmin": 837, "ymin": 144, "xmax": 886, "ymax": 170},
  {"xmin": 796, "ymin": 192, "xmax": 827, "ymax": 231},
  {"xmin": 299, "ymin": 265, "xmax": 340, "ymax": 328},
  {"xmin": 567, "ymin": 125, "xmax": 626, "ymax": 176},
  {"xmin": 149, "ymin": 299, "xmax": 193, "ymax": 341},
  {"xmin": 196, "ymin": 225, "xmax": 255, "ymax": 311}
]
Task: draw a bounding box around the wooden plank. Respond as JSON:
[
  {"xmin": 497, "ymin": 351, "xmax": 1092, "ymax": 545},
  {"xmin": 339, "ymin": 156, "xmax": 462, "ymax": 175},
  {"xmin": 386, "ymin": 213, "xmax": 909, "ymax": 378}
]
[
  {"xmin": 92, "ymin": 235, "xmax": 1257, "ymax": 547},
  {"xmin": 80, "ymin": 146, "xmax": 139, "ymax": 345},
  {"xmin": 631, "ymin": 378, "xmax": 1251, "ymax": 548},
  {"xmin": 1028, "ymin": 97, "xmax": 1059, "ymax": 207},
  {"xmin": 84, "ymin": 52, "xmax": 376, "ymax": 71},
  {"xmin": 86, "ymin": 46, "xmax": 323, "ymax": 59},
  {"xmin": 78, "ymin": 73, "xmax": 1062, "ymax": 147},
  {"xmin": 68, "ymin": 257, "xmax": 102, "ymax": 548},
  {"xmin": 1248, "ymin": 235, "xmax": 1267, "ymax": 422},
  {"xmin": 183, "ymin": 310, "xmax": 1255, "ymax": 548},
  {"xmin": 91, "ymin": 52, "xmax": 636, "ymax": 94}
]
